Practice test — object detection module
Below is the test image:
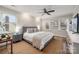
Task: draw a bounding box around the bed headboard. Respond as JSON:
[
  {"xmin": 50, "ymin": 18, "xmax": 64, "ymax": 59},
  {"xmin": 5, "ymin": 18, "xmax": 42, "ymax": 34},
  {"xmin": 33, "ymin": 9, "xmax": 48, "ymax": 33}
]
[{"xmin": 22, "ymin": 26, "xmax": 38, "ymax": 33}]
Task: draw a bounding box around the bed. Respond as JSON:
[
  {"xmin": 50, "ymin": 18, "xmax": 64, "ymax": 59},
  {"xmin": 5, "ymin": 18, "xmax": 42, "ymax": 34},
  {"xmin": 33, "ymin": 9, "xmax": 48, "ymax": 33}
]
[{"xmin": 22, "ymin": 26, "xmax": 54, "ymax": 50}]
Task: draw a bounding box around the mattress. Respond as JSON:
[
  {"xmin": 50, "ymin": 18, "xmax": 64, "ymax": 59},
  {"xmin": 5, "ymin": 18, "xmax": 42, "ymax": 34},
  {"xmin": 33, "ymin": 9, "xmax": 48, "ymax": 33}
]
[{"xmin": 23, "ymin": 31, "xmax": 54, "ymax": 50}]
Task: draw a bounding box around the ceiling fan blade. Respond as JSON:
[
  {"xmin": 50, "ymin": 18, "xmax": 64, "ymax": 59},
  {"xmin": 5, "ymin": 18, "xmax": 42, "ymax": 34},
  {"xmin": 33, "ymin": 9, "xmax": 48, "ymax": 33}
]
[
  {"xmin": 48, "ymin": 10, "xmax": 55, "ymax": 12},
  {"xmin": 44, "ymin": 8, "xmax": 47, "ymax": 13},
  {"xmin": 46, "ymin": 12, "xmax": 51, "ymax": 15},
  {"xmin": 44, "ymin": 8, "xmax": 46, "ymax": 11}
]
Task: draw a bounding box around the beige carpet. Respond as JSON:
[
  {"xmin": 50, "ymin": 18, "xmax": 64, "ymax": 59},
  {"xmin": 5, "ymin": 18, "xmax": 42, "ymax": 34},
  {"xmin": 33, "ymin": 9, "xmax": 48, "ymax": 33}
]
[{"xmin": 0, "ymin": 36, "xmax": 67, "ymax": 54}]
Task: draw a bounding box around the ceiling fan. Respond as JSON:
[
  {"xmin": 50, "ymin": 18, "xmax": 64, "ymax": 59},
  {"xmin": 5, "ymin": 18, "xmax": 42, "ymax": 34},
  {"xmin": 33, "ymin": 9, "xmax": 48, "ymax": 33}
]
[{"xmin": 40, "ymin": 8, "xmax": 55, "ymax": 16}]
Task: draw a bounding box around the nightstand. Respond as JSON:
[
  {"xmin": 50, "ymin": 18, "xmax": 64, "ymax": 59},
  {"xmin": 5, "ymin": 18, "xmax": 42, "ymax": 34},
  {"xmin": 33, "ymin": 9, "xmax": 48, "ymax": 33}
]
[{"xmin": 13, "ymin": 33, "xmax": 22, "ymax": 42}]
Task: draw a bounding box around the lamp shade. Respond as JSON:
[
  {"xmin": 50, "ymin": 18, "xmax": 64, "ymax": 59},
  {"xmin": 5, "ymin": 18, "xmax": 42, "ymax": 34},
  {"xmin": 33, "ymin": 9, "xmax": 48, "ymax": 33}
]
[{"xmin": 16, "ymin": 26, "xmax": 21, "ymax": 33}]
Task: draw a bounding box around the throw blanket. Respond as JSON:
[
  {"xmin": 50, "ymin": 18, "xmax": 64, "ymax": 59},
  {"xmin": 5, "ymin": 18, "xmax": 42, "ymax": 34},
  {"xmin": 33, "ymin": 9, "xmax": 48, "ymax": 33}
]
[{"xmin": 32, "ymin": 32, "xmax": 53, "ymax": 50}]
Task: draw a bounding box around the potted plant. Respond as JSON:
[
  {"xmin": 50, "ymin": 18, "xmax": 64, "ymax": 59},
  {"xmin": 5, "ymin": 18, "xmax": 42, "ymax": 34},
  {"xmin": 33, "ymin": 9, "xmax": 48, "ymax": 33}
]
[{"xmin": 0, "ymin": 34, "xmax": 10, "ymax": 41}]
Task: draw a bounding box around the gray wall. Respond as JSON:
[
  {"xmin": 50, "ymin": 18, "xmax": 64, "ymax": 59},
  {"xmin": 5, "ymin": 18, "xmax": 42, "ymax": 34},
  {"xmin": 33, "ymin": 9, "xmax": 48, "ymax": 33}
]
[{"xmin": 18, "ymin": 13, "xmax": 37, "ymax": 27}]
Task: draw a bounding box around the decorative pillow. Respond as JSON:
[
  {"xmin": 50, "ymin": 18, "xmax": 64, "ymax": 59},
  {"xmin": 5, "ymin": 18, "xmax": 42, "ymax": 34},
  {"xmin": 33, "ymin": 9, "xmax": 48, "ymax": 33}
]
[
  {"xmin": 27, "ymin": 28, "xmax": 33, "ymax": 33},
  {"xmin": 27, "ymin": 28, "xmax": 38, "ymax": 33}
]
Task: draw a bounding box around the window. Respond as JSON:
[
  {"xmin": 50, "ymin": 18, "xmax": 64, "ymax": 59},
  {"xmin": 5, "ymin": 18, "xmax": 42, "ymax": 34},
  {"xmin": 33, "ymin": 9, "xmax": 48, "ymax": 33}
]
[{"xmin": 0, "ymin": 13, "xmax": 16, "ymax": 33}]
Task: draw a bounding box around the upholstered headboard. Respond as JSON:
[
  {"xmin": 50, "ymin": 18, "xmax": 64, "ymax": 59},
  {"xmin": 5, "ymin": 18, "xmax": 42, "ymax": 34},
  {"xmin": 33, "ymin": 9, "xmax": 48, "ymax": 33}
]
[{"xmin": 22, "ymin": 26, "xmax": 38, "ymax": 33}]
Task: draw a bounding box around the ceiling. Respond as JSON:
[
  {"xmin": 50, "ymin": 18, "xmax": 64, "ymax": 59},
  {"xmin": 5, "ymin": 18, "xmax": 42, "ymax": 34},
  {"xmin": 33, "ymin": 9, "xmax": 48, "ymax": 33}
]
[{"xmin": 2, "ymin": 5, "xmax": 79, "ymax": 17}]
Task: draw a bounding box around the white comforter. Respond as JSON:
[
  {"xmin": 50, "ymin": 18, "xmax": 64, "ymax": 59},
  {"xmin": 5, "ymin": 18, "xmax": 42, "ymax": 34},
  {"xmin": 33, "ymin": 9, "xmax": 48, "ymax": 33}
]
[
  {"xmin": 23, "ymin": 32, "xmax": 53, "ymax": 50},
  {"xmin": 23, "ymin": 32, "xmax": 39, "ymax": 42}
]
